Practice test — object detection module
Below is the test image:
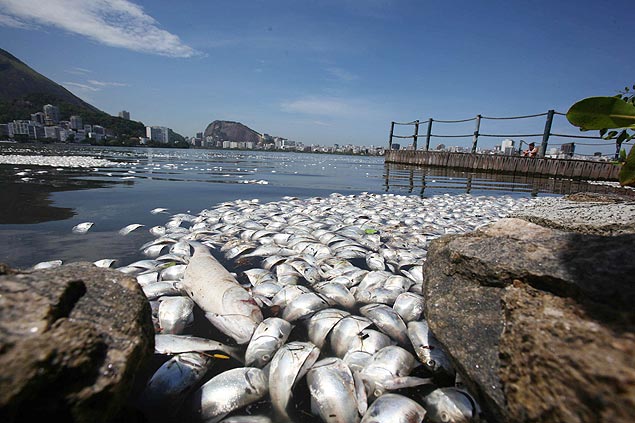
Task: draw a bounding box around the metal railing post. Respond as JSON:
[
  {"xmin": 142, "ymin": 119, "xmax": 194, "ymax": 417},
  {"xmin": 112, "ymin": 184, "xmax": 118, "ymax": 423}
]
[
  {"xmin": 539, "ymin": 110, "xmax": 554, "ymax": 157},
  {"xmin": 413, "ymin": 120, "xmax": 419, "ymax": 150},
  {"xmin": 388, "ymin": 121, "xmax": 395, "ymax": 150},
  {"xmin": 471, "ymin": 114, "xmax": 481, "ymax": 153},
  {"xmin": 425, "ymin": 119, "xmax": 433, "ymax": 151}
]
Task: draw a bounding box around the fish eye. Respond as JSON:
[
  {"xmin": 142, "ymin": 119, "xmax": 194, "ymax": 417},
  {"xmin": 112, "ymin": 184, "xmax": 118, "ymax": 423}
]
[
  {"xmin": 440, "ymin": 411, "xmax": 450, "ymax": 422},
  {"xmin": 427, "ymin": 359, "xmax": 436, "ymax": 368},
  {"xmin": 262, "ymin": 354, "xmax": 270, "ymax": 361}
]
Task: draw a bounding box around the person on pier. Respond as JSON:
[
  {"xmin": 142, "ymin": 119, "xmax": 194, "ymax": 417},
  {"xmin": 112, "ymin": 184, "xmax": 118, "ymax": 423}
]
[{"xmin": 522, "ymin": 142, "xmax": 538, "ymax": 157}]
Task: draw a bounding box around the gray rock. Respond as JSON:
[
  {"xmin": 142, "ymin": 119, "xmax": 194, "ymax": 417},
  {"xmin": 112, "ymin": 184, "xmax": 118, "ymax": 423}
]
[
  {"xmin": 0, "ymin": 262, "xmax": 154, "ymax": 422},
  {"xmin": 423, "ymin": 218, "xmax": 635, "ymax": 422},
  {"xmin": 511, "ymin": 195, "xmax": 635, "ymax": 235}
]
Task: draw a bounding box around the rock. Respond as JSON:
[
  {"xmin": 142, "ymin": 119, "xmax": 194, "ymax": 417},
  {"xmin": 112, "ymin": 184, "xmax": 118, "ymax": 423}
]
[
  {"xmin": 511, "ymin": 196, "xmax": 635, "ymax": 235},
  {"xmin": 0, "ymin": 262, "xmax": 154, "ymax": 422},
  {"xmin": 423, "ymin": 218, "xmax": 635, "ymax": 422}
]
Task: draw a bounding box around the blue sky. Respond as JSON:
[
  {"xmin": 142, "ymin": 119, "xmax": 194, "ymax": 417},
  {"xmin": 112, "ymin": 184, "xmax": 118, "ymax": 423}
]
[{"xmin": 0, "ymin": 0, "xmax": 633, "ymax": 154}]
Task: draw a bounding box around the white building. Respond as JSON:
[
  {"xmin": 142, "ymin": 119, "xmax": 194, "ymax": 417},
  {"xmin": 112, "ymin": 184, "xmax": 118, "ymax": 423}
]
[
  {"xmin": 146, "ymin": 126, "xmax": 169, "ymax": 144},
  {"xmin": 70, "ymin": 115, "xmax": 83, "ymax": 130},
  {"xmin": 43, "ymin": 104, "xmax": 59, "ymax": 125}
]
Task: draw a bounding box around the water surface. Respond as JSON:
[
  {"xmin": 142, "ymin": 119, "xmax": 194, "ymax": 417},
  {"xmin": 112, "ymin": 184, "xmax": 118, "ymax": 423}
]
[{"xmin": 0, "ymin": 144, "xmax": 621, "ymax": 268}]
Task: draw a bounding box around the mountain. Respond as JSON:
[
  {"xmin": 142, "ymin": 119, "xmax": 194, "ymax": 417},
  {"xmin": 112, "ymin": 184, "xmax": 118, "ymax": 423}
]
[
  {"xmin": 203, "ymin": 120, "xmax": 262, "ymax": 144},
  {"xmin": 0, "ymin": 48, "xmax": 145, "ymax": 138}
]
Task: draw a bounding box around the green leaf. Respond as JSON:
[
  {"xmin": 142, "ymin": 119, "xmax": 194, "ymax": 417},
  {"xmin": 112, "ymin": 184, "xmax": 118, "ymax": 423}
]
[
  {"xmin": 364, "ymin": 228, "xmax": 378, "ymax": 234},
  {"xmin": 605, "ymin": 130, "xmax": 618, "ymax": 139},
  {"xmin": 619, "ymin": 146, "xmax": 635, "ymax": 187},
  {"xmin": 567, "ymin": 96, "xmax": 635, "ymax": 130}
]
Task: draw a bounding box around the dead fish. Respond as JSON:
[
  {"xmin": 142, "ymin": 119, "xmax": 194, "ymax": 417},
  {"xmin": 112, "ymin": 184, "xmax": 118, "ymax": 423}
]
[
  {"xmin": 422, "ymin": 387, "xmax": 479, "ymax": 423},
  {"xmin": 181, "ymin": 242, "xmax": 262, "ymax": 344},
  {"xmin": 32, "ymin": 260, "xmax": 63, "ymax": 270},
  {"xmin": 151, "ymin": 207, "xmax": 169, "ymax": 214},
  {"xmin": 72, "ymin": 222, "xmax": 93, "ymax": 234},
  {"xmin": 142, "ymin": 281, "xmax": 183, "ymax": 300},
  {"xmin": 407, "ymin": 320, "xmax": 455, "ymax": 379},
  {"xmin": 359, "ymin": 304, "xmax": 409, "ymax": 347},
  {"xmin": 245, "ymin": 317, "xmax": 293, "ymax": 367},
  {"xmin": 119, "ymin": 223, "xmax": 145, "ymax": 235},
  {"xmin": 187, "ymin": 367, "xmax": 268, "ymax": 423},
  {"xmin": 312, "ymin": 282, "xmax": 356, "ymax": 310},
  {"xmin": 154, "ymin": 334, "xmax": 244, "ymax": 363},
  {"xmin": 359, "ymin": 346, "xmax": 417, "ymax": 400},
  {"xmin": 158, "ymin": 296, "xmax": 195, "ymax": 334},
  {"xmin": 138, "ymin": 352, "xmax": 212, "ymax": 421},
  {"xmin": 269, "ymin": 341, "xmax": 320, "ymax": 422},
  {"xmin": 307, "ymin": 308, "xmax": 351, "ymax": 349},
  {"xmin": 282, "ymin": 292, "xmax": 330, "ymax": 322},
  {"xmin": 329, "ymin": 315, "xmax": 373, "ymax": 357},
  {"xmin": 93, "ymin": 258, "xmax": 116, "ymax": 268},
  {"xmin": 360, "ymin": 393, "xmax": 426, "ymax": 423},
  {"xmin": 393, "ymin": 292, "xmax": 425, "ymax": 323},
  {"xmin": 307, "ymin": 357, "xmax": 361, "ymax": 423},
  {"xmin": 343, "ymin": 329, "xmax": 394, "ymax": 358}
]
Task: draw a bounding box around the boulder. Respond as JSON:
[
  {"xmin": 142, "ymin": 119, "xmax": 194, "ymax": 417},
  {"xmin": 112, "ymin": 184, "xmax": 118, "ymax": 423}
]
[
  {"xmin": 423, "ymin": 218, "xmax": 635, "ymax": 422},
  {"xmin": 510, "ymin": 194, "xmax": 635, "ymax": 235},
  {"xmin": 0, "ymin": 262, "xmax": 154, "ymax": 422}
]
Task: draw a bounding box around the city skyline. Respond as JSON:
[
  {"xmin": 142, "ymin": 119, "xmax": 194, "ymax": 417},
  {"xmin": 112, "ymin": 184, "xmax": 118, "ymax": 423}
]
[{"xmin": 1, "ymin": 0, "xmax": 633, "ymax": 156}]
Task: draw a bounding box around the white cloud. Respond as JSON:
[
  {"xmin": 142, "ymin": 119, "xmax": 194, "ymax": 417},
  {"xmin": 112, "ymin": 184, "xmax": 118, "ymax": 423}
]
[
  {"xmin": 63, "ymin": 82, "xmax": 100, "ymax": 92},
  {"xmin": 63, "ymin": 79, "xmax": 129, "ymax": 92},
  {"xmin": 65, "ymin": 67, "xmax": 92, "ymax": 75},
  {"xmin": 87, "ymin": 79, "xmax": 129, "ymax": 87},
  {"xmin": 281, "ymin": 96, "xmax": 358, "ymax": 117},
  {"xmin": 0, "ymin": 13, "xmax": 30, "ymax": 28},
  {"xmin": 326, "ymin": 67, "xmax": 358, "ymax": 82},
  {"xmin": 0, "ymin": 0, "xmax": 199, "ymax": 57}
]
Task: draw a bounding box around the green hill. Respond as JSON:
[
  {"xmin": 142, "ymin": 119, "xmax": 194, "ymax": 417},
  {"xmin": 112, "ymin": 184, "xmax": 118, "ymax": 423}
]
[{"xmin": 0, "ymin": 48, "xmax": 145, "ymax": 138}]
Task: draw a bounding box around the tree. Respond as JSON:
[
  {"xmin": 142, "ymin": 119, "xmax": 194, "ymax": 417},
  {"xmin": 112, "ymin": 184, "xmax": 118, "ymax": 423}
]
[{"xmin": 566, "ymin": 87, "xmax": 635, "ymax": 186}]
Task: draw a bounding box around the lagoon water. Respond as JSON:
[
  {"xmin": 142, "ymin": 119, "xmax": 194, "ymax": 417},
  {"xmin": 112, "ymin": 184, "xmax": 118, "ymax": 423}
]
[{"xmin": 0, "ymin": 144, "xmax": 619, "ymax": 269}]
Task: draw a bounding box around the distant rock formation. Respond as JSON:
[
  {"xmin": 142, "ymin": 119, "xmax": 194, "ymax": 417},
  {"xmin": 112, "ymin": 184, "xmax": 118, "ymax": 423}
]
[{"xmin": 203, "ymin": 120, "xmax": 261, "ymax": 144}]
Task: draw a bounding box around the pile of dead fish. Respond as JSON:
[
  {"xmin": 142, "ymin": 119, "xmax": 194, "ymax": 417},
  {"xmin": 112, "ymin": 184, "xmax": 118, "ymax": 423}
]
[{"xmin": 118, "ymin": 192, "xmax": 528, "ymax": 422}]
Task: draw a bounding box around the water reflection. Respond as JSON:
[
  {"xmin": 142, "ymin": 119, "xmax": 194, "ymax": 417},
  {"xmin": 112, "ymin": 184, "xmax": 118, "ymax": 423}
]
[
  {"xmin": 383, "ymin": 162, "xmax": 621, "ymax": 197},
  {"xmin": 0, "ymin": 165, "xmax": 117, "ymax": 224}
]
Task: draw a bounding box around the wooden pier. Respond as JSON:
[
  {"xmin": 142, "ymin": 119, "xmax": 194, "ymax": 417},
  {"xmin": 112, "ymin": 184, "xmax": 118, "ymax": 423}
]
[{"xmin": 384, "ymin": 150, "xmax": 620, "ymax": 181}]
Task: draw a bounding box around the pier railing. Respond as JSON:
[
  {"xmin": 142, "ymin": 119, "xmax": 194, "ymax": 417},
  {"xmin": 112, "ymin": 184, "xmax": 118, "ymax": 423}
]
[
  {"xmin": 389, "ymin": 110, "xmax": 619, "ymax": 159},
  {"xmin": 384, "ymin": 150, "xmax": 620, "ymax": 181}
]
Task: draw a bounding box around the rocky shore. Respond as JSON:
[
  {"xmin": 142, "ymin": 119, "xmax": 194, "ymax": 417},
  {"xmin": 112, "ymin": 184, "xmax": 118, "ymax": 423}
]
[{"xmin": 1, "ymin": 191, "xmax": 634, "ymax": 422}]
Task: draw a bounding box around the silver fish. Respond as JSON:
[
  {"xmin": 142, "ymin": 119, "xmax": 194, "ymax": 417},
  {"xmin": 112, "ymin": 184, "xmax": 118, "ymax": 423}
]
[
  {"xmin": 329, "ymin": 315, "xmax": 373, "ymax": 357},
  {"xmin": 422, "ymin": 388, "xmax": 479, "ymax": 423},
  {"xmin": 119, "ymin": 223, "xmax": 145, "ymax": 235},
  {"xmin": 245, "ymin": 317, "xmax": 293, "ymax": 367},
  {"xmin": 359, "ymin": 304, "xmax": 409, "ymax": 347},
  {"xmin": 154, "ymin": 334, "xmax": 244, "ymax": 363},
  {"xmin": 32, "ymin": 260, "xmax": 63, "ymax": 270},
  {"xmin": 138, "ymin": 352, "xmax": 211, "ymax": 421},
  {"xmin": 282, "ymin": 292, "xmax": 330, "ymax": 322},
  {"xmin": 269, "ymin": 341, "xmax": 320, "ymax": 422},
  {"xmin": 360, "ymin": 393, "xmax": 426, "ymax": 423},
  {"xmin": 93, "ymin": 258, "xmax": 116, "ymax": 268},
  {"xmin": 313, "ymin": 282, "xmax": 356, "ymax": 310},
  {"xmin": 359, "ymin": 346, "xmax": 416, "ymax": 399},
  {"xmin": 187, "ymin": 367, "xmax": 268, "ymax": 423},
  {"xmin": 142, "ymin": 281, "xmax": 183, "ymax": 300},
  {"xmin": 343, "ymin": 329, "xmax": 394, "ymax": 358},
  {"xmin": 72, "ymin": 221, "xmax": 93, "ymax": 234},
  {"xmin": 392, "ymin": 292, "xmax": 425, "ymax": 323},
  {"xmin": 307, "ymin": 308, "xmax": 351, "ymax": 349},
  {"xmin": 181, "ymin": 242, "xmax": 262, "ymax": 344},
  {"xmin": 407, "ymin": 320, "xmax": 455, "ymax": 378},
  {"xmin": 158, "ymin": 296, "xmax": 194, "ymax": 334},
  {"xmin": 307, "ymin": 357, "xmax": 361, "ymax": 423}
]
